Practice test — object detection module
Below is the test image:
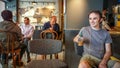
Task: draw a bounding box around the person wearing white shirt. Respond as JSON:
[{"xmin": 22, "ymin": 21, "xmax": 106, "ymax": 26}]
[{"xmin": 20, "ymin": 17, "xmax": 34, "ymax": 63}]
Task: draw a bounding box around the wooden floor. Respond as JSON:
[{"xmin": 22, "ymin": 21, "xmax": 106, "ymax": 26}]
[{"xmin": 1, "ymin": 49, "xmax": 65, "ymax": 68}]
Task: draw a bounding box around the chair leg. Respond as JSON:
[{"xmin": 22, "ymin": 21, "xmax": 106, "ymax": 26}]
[
  {"xmin": 13, "ymin": 52, "xmax": 21, "ymax": 68},
  {"xmin": 39, "ymin": 55, "xmax": 46, "ymax": 60},
  {"xmin": 13, "ymin": 54, "xmax": 16, "ymax": 68},
  {"xmin": 50, "ymin": 54, "xmax": 58, "ymax": 59},
  {"xmin": 16, "ymin": 52, "xmax": 21, "ymax": 66},
  {"xmin": 54, "ymin": 54, "xmax": 58, "ymax": 59},
  {"xmin": 43, "ymin": 55, "xmax": 46, "ymax": 60},
  {"xmin": 5, "ymin": 54, "xmax": 9, "ymax": 66},
  {"xmin": 44, "ymin": 55, "xmax": 46, "ymax": 59},
  {"xmin": 17, "ymin": 52, "xmax": 21, "ymax": 66},
  {"xmin": 50, "ymin": 54, "xmax": 52, "ymax": 59}
]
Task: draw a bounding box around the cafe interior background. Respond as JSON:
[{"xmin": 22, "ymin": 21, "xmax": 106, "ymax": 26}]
[{"xmin": 0, "ymin": 0, "xmax": 120, "ymax": 68}]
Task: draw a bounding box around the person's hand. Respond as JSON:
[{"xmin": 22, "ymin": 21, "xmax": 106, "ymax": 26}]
[
  {"xmin": 78, "ymin": 37, "xmax": 84, "ymax": 46},
  {"xmin": 49, "ymin": 27, "xmax": 54, "ymax": 31},
  {"xmin": 99, "ymin": 62, "xmax": 107, "ymax": 68},
  {"xmin": 49, "ymin": 27, "xmax": 53, "ymax": 30}
]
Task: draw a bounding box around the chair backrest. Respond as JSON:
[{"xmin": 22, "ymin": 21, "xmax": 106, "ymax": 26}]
[
  {"xmin": 0, "ymin": 30, "xmax": 19, "ymax": 53},
  {"xmin": 40, "ymin": 29, "xmax": 58, "ymax": 39},
  {"xmin": 28, "ymin": 39, "xmax": 62, "ymax": 55}
]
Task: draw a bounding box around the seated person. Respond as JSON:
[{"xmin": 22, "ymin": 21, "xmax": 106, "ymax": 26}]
[
  {"xmin": 42, "ymin": 16, "xmax": 60, "ymax": 33},
  {"xmin": 73, "ymin": 10, "xmax": 120, "ymax": 68},
  {"xmin": 42, "ymin": 16, "xmax": 60, "ymax": 59},
  {"xmin": 42, "ymin": 16, "xmax": 60, "ymax": 39},
  {"xmin": 0, "ymin": 10, "xmax": 26, "ymax": 65},
  {"xmin": 20, "ymin": 17, "xmax": 34, "ymax": 63}
]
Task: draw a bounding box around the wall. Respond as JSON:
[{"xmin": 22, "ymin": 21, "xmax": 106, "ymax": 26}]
[
  {"xmin": 18, "ymin": 0, "xmax": 59, "ymax": 29},
  {"xmin": 0, "ymin": 1, "xmax": 5, "ymax": 21},
  {"xmin": 64, "ymin": 0, "xmax": 103, "ymax": 30}
]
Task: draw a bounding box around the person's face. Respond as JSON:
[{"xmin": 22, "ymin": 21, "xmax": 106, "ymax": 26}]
[
  {"xmin": 50, "ymin": 17, "xmax": 56, "ymax": 25},
  {"xmin": 103, "ymin": 10, "xmax": 107, "ymax": 15},
  {"xmin": 89, "ymin": 13, "xmax": 102, "ymax": 28},
  {"xmin": 24, "ymin": 18, "xmax": 29, "ymax": 25}
]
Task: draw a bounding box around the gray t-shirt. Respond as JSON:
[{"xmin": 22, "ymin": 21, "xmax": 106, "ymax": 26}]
[{"xmin": 78, "ymin": 26, "xmax": 112, "ymax": 59}]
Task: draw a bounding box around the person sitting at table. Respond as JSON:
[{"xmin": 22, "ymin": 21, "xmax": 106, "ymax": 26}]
[
  {"xmin": 20, "ymin": 17, "xmax": 34, "ymax": 63},
  {"xmin": 42, "ymin": 16, "xmax": 60, "ymax": 39},
  {"xmin": 42, "ymin": 16, "xmax": 60, "ymax": 34},
  {"xmin": 42, "ymin": 16, "xmax": 60, "ymax": 59}
]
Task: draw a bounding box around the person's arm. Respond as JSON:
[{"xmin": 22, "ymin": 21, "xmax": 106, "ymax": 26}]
[
  {"xmin": 102, "ymin": 21, "xmax": 111, "ymax": 31},
  {"xmin": 73, "ymin": 35, "xmax": 80, "ymax": 43},
  {"xmin": 42, "ymin": 22, "xmax": 50, "ymax": 30},
  {"xmin": 53, "ymin": 24, "xmax": 60, "ymax": 33},
  {"xmin": 73, "ymin": 27, "xmax": 85, "ymax": 45},
  {"xmin": 99, "ymin": 43, "xmax": 111, "ymax": 68}
]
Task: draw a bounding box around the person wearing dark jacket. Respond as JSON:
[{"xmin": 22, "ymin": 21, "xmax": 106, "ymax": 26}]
[{"xmin": 42, "ymin": 16, "xmax": 60, "ymax": 33}]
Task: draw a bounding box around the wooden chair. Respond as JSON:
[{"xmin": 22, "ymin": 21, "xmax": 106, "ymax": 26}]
[
  {"xmin": 58, "ymin": 31, "xmax": 63, "ymax": 40},
  {"xmin": 40, "ymin": 29, "xmax": 59, "ymax": 59},
  {"xmin": 0, "ymin": 30, "xmax": 21, "ymax": 68},
  {"xmin": 41, "ymin": 29, "xmax": 63, "ymax": 40},
  {"xmin": 40, "ymin": 29, "xmax": 58, "ymax": 39},
  {"xmin": 26, "ymin": 39, "xmax": 67, "ymax": 68}
]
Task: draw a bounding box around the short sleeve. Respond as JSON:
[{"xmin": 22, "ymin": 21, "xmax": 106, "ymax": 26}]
[
  {"xmin": 105, "ymin": 31, "xmax": 112, "ymax": 43},
  {"xmin": 78, "ymin": 27, "xmax": 85, "ymax": 37}
]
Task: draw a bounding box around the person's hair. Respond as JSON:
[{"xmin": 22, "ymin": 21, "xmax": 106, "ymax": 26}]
[
  {"xmin": 88, "ymin": 10, "xmax": 102, "ymax": 19},
  {"xmin": 1, "ymin": 10, "xmax": 13, "ymax": 21},
  {"xmin": 51, "ymin": 16, "xmax": 57, "ymax": 22},
  {"xmin": 102, "ymin": 8, "xmax": 108, "ymax": 11},
  {"xmin": 24, "ymin": 17, "xmax": 29, "ymax": 20},
  {"xmin": 51, "ymin": 16, "xmax": 56, "ymax": 19}
]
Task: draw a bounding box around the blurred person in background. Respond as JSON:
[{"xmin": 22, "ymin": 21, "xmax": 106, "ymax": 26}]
[
  {"xmin": 102, "ymin": 8, "xmax": 112, "ymax": 31},
  {"xmin": 42, "ymin": 16, "xmax": 60, "ymax": 33},
  {"xmin": 20, "ymin": 17, "xmax": 34, "ymax": 63}
]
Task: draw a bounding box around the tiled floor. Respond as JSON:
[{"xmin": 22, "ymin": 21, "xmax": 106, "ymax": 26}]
[{"xmin": 1, "ymin": 48, "xmax": 65, "ymax": 68}]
